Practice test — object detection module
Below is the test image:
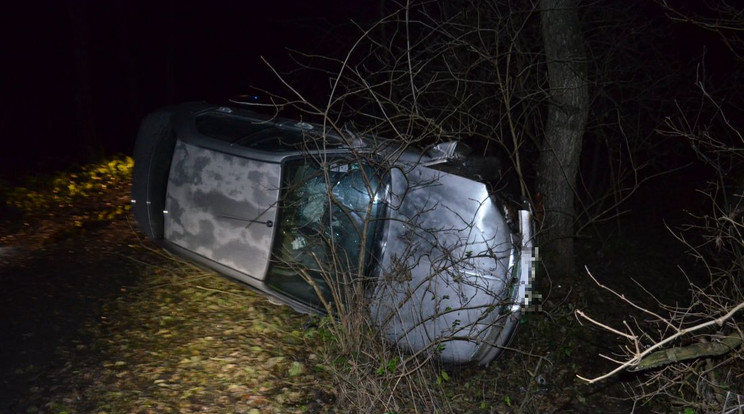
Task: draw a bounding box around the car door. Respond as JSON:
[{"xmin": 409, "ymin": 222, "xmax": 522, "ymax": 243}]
[{"xmin": 163, "ymin": 139, "xmax": 281, "ymax": 282}]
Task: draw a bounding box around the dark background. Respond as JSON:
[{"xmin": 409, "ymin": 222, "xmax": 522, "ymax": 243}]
[
  {"xmin": 1, "ymin": 2, "xmax": 742, "ymax": 410},
  {"xmin": 1, "ymin": 1, "xmax": 379, "ymax": 182},
  {"xmin": 0, "ymin": 0, "xmax": 738, "ymax": 194}
]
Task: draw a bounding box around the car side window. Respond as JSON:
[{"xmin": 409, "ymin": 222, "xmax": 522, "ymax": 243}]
[
  {"xmin": 195, "ymin": 113, "xmax": 308, "ymax": 151},
  {"xmin": 265, "ymin": 157, "xmax": 385, "ymax": 309}
]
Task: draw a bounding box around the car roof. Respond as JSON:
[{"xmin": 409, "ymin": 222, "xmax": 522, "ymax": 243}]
[{"xmin": 170, "ymin": 103, "xmax": 377, "ymax": 161}]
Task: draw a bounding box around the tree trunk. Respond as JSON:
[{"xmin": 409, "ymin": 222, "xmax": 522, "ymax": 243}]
[{"xmin": 536, "ymin": 0, "xmax": 589, "ymax": 277}]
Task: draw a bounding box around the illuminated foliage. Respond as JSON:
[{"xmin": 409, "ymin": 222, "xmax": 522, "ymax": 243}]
[{"xmin": 6, "ymin": 156, "xmax": 133, "ymax": 217}]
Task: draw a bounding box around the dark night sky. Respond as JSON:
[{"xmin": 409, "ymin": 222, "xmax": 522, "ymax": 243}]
[
  {"xmin": 1, "ymin": 1, "xmax": 378, "ymax": 181},
  {"xmin": 0, "ymin": 1, "xmax": 738, "ymax": 188}
]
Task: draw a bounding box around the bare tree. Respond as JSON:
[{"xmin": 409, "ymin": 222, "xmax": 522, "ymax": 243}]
[
  {"xmin": 574, "ymin": 3, "xmax": 744, "ymax": 405},
  {"xmin": 536, "ymin": 0, "xmax": 589, "ymax": 278}
]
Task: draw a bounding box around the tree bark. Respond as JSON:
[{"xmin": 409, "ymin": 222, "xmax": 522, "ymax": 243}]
[{"xmin": 536, "ymin": 0, "xmax": 589, "ymax": 277}]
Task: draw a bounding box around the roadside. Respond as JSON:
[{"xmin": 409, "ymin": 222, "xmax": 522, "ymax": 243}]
[
  {"xmin": 0, "ymin": 159, "xmax": 335, "ymax": 413},
  {"xmin": 0, "ymin": 159, "xmax": 142, "ymax": 412}
]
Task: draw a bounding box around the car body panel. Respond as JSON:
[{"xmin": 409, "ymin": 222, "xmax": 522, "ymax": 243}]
[{"xmin": 372, "ymin": 165, "xmax": 515, "ymax": 362}]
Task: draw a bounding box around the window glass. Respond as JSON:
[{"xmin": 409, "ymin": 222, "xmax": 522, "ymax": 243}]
[
  {"xmin": 195, "ymin": 113, "xmax": 310, "ymax": 151},
  {"xmin": 266, "ymin": 157, "xmax": 386, "ymax": 308}
]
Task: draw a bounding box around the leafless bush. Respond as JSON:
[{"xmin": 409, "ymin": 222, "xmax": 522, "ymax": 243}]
[
  {"xmin": 252, "ymin": 1, "xmax": 546, "ymax": 194},
  {"xmin": 236, "ymin": 2, "xmax": 550, "ymax": 411},
  {"xmin": 251, "ymin": 0, "xmax": 662, "ymax": 247},
  {"xmin": 272, "ymin": 148, "xmax": 449, "ymax": 413},
  {"xmin": 576, "ymin": 78, "xmax": 744, "ymax": 412},
  {"xmin": 238, "ymin": 0, "xmax": 683, "ymax": 410}
]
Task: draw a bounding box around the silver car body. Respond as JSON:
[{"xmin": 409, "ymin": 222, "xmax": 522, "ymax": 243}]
[{"xmin": 132, "ymin": 102, "xmax": 535, "ymax": 365}]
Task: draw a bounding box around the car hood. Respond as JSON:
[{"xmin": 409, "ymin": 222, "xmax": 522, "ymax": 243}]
[{"xmin": 371, "ymin": 164, "xmax": 516, "ymax": 363}]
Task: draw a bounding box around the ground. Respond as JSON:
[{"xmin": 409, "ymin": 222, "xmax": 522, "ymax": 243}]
[{"xmin": 0, "ymin": 161, "xmax": 703, "ymax": 413}]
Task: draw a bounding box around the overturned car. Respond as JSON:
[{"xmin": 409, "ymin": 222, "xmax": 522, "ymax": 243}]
[{"xmin": 131, "ymin": 102, "xmax": 536, "ymax": 365}]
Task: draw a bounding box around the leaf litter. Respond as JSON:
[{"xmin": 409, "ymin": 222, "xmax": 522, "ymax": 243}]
[{"xmin": 63, "ymin": 254, "xmax": 337, "ymax": 414}]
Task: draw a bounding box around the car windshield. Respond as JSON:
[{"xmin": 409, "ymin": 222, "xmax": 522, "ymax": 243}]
[{"xmin": 266, "ymin": 156, "xmax": 386, "ymax": 308}]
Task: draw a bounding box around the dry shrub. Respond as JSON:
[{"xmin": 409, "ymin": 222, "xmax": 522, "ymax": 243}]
[
  {"xmin": 240, "ymin": 2, "xmax": 548, "ymax": 411},
  {"xmin": 576, "ymin": 79, "xmax": 744, "ymax": 412},
  {"xmin": 311, "ymin": 287, "xmax": 448, "ymax": 413}
]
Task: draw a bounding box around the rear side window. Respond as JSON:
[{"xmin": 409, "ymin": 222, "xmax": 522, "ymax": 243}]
[{"xmin": 195, "ymin": 113, "xmax": 337, "ymax": 152}]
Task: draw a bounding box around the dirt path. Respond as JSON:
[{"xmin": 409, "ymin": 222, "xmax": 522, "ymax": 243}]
[{"xmin": 0, "ymin": 183, "xmax": 141, "ymax": 412}]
